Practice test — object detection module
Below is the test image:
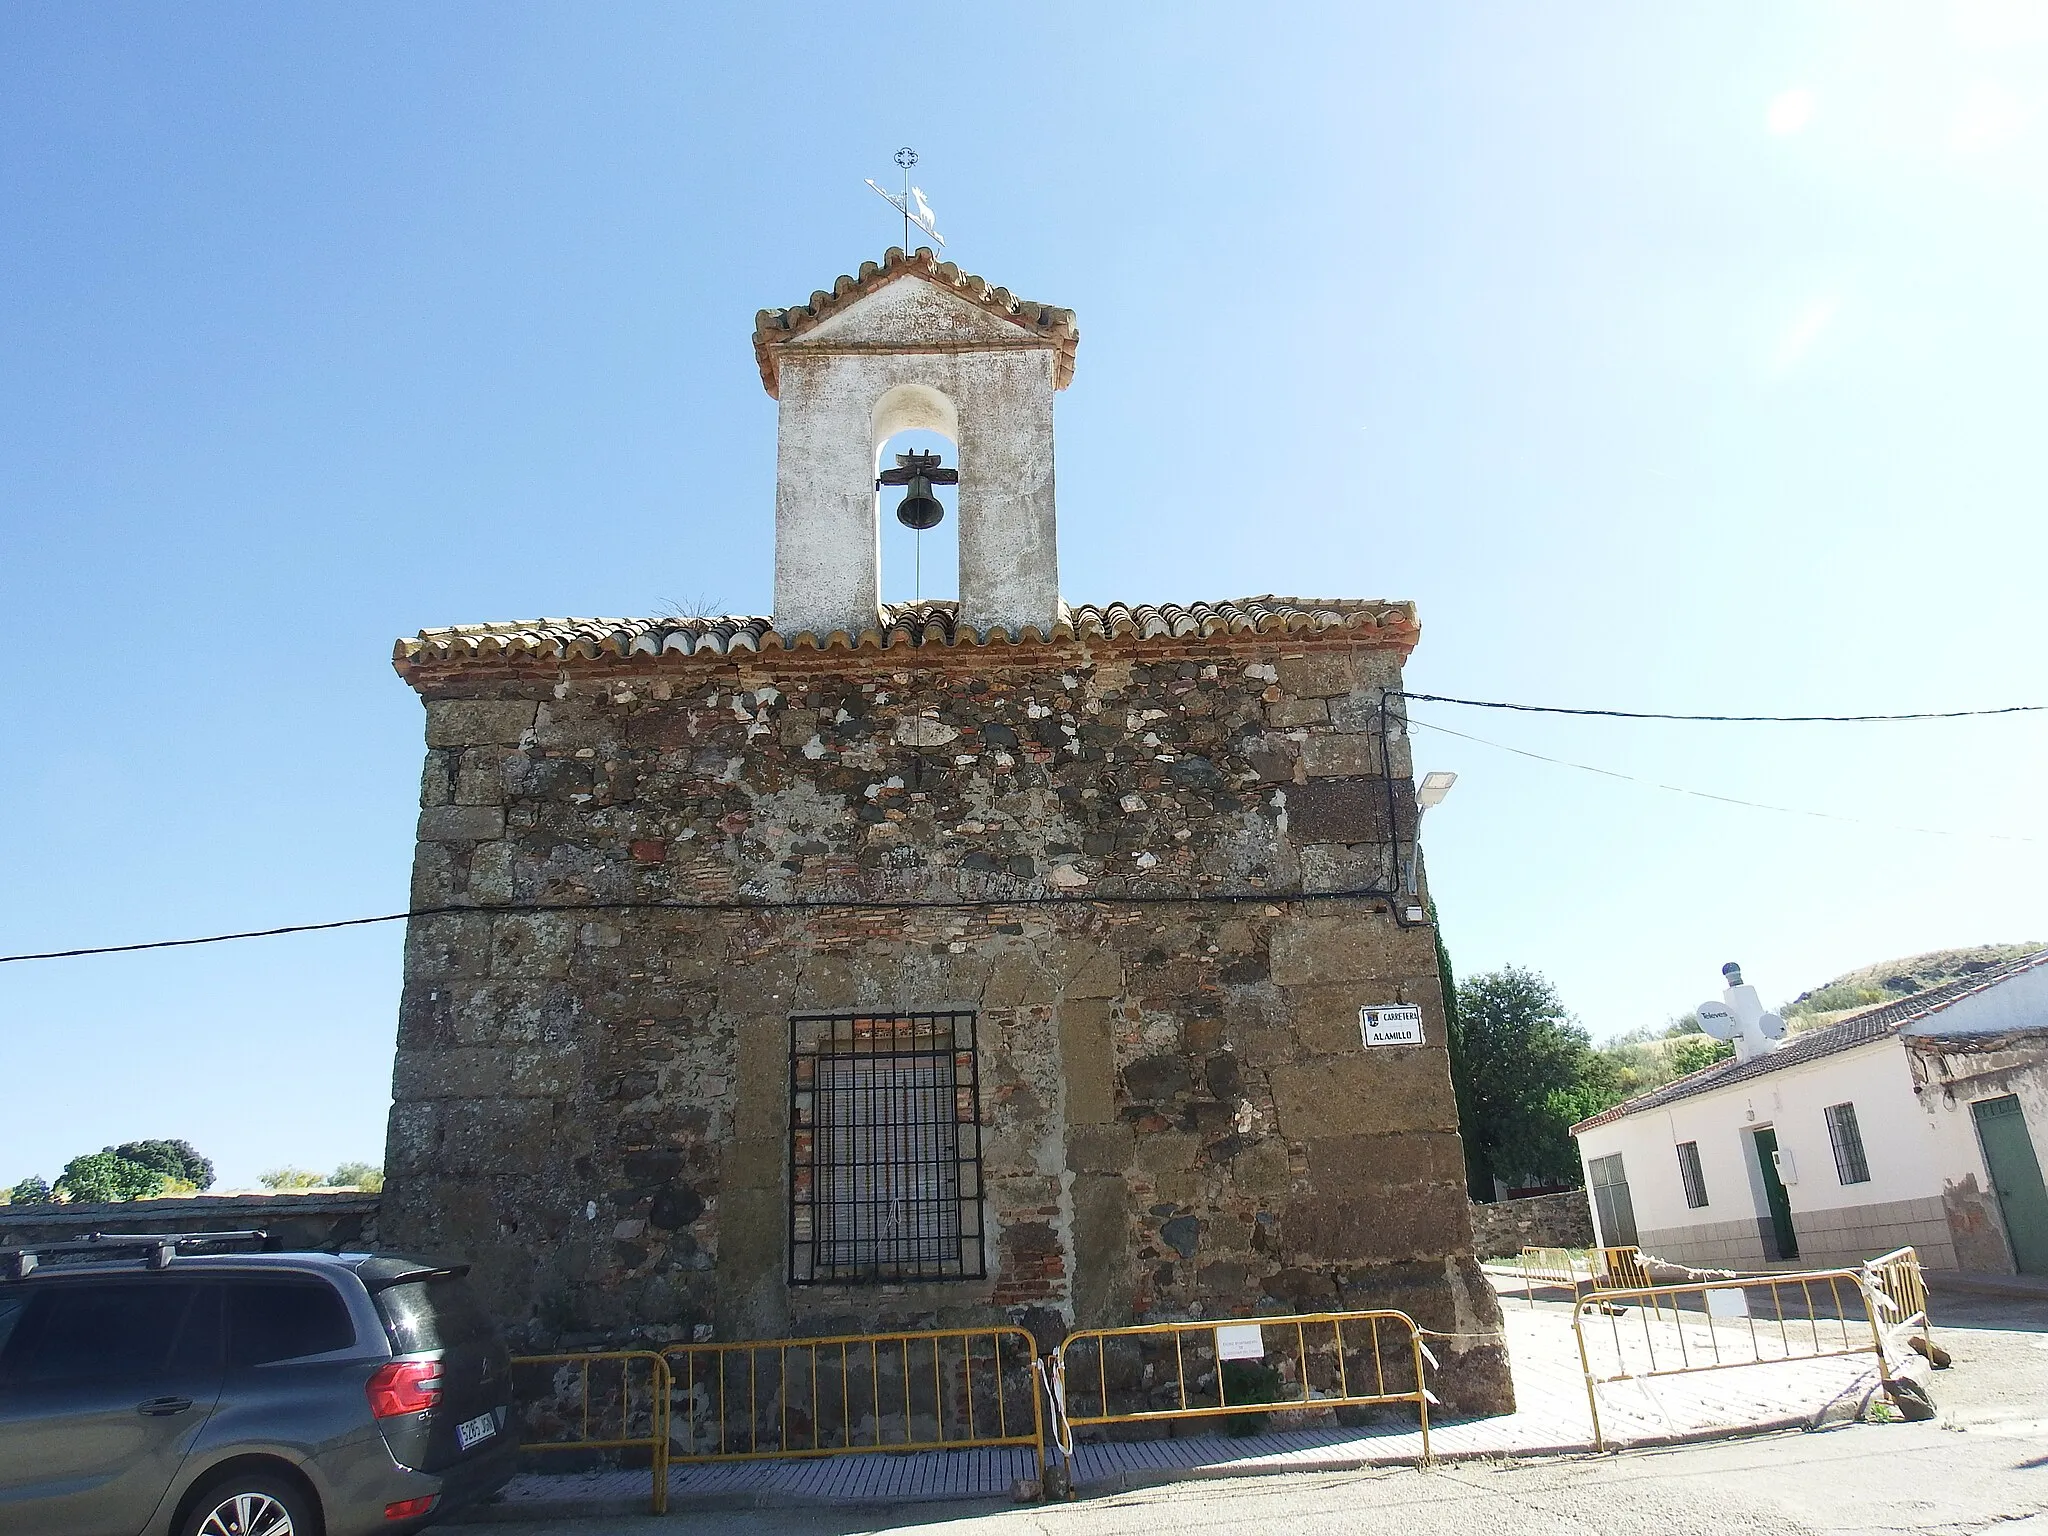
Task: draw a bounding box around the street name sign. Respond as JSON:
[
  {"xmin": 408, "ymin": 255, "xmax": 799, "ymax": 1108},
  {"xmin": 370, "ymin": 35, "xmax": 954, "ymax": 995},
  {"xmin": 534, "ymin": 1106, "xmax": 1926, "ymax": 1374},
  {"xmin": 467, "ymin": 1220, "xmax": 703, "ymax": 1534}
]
[{"xmin": 1360, "ymin": 1005, "xmax": 1425, "ymax": 1047}]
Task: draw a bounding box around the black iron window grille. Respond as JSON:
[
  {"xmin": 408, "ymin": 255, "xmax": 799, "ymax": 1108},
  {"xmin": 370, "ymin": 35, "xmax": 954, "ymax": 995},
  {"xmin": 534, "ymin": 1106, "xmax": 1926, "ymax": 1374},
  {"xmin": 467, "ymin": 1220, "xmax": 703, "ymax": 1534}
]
[
  {"xmin": 1824, "ymin": 1101, "xmax": 1871, "ymax": 1185},
  {"xmin": 788, "ymin": 1012, "xmax": 986, "ymax": 1285},
  {"xmin": 1676, "ymin": 1140, "xmax": 1709, "ymax": 1209}
]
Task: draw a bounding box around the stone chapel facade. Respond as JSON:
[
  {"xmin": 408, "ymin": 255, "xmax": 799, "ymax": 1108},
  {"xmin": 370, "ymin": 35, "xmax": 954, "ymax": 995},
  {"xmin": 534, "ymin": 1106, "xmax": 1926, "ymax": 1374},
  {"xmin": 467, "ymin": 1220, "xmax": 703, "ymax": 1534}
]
[{"xmin": 381, "ymin": 247, "xmax": 1512, "ymax": 1413}]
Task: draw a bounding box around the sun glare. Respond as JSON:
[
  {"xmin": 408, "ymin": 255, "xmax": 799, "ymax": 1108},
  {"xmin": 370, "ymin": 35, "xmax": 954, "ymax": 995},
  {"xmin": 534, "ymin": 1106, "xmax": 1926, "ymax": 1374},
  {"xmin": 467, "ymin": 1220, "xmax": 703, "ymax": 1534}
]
[
  {"xmin": 1950, "ymin": 81, "xmax": 2029, "ymax": 151},
  {"xmin": 1773, "ymin": 296, "xmax": 1842, "ymax": 371},
  {"xmin": 1767, "ymin": 88, "xmax": 1816, "ymax": 136},
  {"xmin": 1952, "ymin": 0, "xmax": 2048, "ymax": 48}
]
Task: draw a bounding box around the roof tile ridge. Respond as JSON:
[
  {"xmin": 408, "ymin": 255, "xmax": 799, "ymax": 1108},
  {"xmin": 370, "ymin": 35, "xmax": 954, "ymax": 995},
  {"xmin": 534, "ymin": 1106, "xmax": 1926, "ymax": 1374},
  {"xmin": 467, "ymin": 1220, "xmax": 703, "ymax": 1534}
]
[
  {"xmin": 1573, "ymin": 998, "xmax": 1921, "ymax": 1135},
  {"xmin": 754, "ymin": 247, "xmax": 1079, "ymax": 396}
]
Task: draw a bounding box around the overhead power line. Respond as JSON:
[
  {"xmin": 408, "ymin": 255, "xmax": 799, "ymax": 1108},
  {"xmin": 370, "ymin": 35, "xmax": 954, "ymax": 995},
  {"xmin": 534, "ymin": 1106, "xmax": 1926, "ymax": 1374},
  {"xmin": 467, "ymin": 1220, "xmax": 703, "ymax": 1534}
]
[
  {"xmin": 0, "ymin": 912, "xmax": 414, "ymax": 965},
  {"xmin": 0, "ymin": 887, "xmax": 1415, "ymax": 967},
  {"xmin": 1404, "ymin": 715, "xmax": 2041, "ymax": 845},
  {"xmin": 1400, "ymin": 692, "xmax": 2043, "ymax": 723},
  {"xmin": 4, "ymin": 687, "xmax": 2038, "ymax": 968}
]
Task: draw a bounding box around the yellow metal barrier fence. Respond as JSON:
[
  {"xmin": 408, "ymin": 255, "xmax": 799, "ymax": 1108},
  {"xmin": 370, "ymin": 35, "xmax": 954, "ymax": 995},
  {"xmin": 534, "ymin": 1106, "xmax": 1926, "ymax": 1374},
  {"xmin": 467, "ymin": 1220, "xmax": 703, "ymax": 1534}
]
[
  {"xmin": 1863, "ymin": 1245, "xmax": 1934, "ymax": 1353},
  {"xmin": 1048, "ymin": 1310, "xmax": 1433, "ymax": 1463},
  {"xmin": 1518, "ymin": 1246, "xmax": 1583, "ymax": 1304},
  {"xmin": 662, "ymin": 1327, "xmax": 1044, "ymax": 1475},
  {"xmin": 1571, "ymin": 1268, "xmax": 1897, "ymax": 1451},
  {"xmin": 1590, "ymin": 1245, "xmax": 1651, "ymax": 1291},
  {"xmin": 510, "ymin": 1350, "xmax": 671, "ymax": 1514}
]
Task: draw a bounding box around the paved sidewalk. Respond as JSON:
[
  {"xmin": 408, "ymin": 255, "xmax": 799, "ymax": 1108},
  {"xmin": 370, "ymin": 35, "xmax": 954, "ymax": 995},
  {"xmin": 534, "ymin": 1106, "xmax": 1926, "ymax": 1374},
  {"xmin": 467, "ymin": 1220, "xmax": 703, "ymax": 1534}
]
[
  {"xmin": 464, "ymin": 1420, "xmax": 2048, "ymax": 1536},
  {"xmin": 481, "ymin": 1273, "xmax": 1910, "ymax": 1516},
  {"xmin": 1063, "ymin": 1295, "xmax": 1891, "ymax": 1491}
]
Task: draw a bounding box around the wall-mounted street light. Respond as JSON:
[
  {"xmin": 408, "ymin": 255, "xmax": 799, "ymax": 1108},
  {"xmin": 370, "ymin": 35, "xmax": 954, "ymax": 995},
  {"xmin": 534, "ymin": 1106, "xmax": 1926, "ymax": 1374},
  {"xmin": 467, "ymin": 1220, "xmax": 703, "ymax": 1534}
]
[
  {"xmin": 1402, "ymin": 769, "xmax": 1459, "ymax": 918},
  {"xmin": 1416, "ymin": 770, "xmax": 1458, "ymax": 811}
]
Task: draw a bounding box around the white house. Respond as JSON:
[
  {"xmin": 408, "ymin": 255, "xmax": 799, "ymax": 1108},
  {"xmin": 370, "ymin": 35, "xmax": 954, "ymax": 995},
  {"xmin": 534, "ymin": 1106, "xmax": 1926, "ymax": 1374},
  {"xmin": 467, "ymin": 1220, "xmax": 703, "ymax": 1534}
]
[{"xmin": 1571, "ymin": 949, "xmax": 2048, "ymax": 1275}]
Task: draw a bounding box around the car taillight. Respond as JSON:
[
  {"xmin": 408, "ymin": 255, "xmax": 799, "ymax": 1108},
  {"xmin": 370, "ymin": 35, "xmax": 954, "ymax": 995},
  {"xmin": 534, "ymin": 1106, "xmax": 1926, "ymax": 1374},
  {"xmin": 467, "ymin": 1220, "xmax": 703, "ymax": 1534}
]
[
  {"xmin": 385, "ymin": 1494, "xmax": 439, "ymax": 1519},
  {"xmin": 367, "ymin": 1360, "xmax": 443, "ymax": 1418}
]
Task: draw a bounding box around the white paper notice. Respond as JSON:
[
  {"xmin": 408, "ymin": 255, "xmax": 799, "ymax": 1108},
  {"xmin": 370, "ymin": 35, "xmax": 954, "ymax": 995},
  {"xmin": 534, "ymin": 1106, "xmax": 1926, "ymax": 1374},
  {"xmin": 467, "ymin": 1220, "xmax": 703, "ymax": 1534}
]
[
  {"xmin": 1706, "ymin": 1288, "xmax": 1750, "ymax": 1319},
  {"xmin": 1214, "ymin": 1323, "xmax": 1265, "ymax": 1360}
]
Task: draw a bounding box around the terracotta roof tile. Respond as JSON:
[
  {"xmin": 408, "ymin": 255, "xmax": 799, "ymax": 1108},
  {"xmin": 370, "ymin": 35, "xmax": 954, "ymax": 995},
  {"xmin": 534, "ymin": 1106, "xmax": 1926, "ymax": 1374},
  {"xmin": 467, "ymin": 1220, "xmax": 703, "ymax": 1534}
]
[
  {"xmin": 752, "ymin": 247, "xmax": 1079, "ymax": 397},
  {"xmin": 1570, "ymin": 946, "xmax": 2048, "ymax": 1135},
  {"xmin": 394, "ymin": 596, "xmax": 1419, "ymax": 674}
]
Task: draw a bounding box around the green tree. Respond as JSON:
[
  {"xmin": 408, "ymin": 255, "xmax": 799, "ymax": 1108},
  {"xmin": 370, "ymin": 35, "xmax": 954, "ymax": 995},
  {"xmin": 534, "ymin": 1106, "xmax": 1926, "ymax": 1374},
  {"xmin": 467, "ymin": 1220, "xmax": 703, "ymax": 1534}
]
[
  {"xmin": 1545, "ymin": 1056, "xmax": 1627, "ymax": 1136},
  {"xmin": 1430, "ymin": 901, "xmax": 1490, "ymax": 1199},
  {"xmin": 1784, "ymin": 982, "xmax": 1888, "ymax": 1018},
  {"xmin": 56, "ymin": 1152, "xmax": 166, "ymax": 1204},
  {"xmin": 1588, "ymin": 1012, "xmax": 1725, "ymax": 1099},
  {"xmin": 7, "ymin": 1176, "xmax": 52, "ymax": 1206},
  {"xmin": 113, "ymin": 1139, "xmax": 215, "ymax": 1192},
  {"xmin": 259, "ymin": 1167, "xmax": 325, "ymax": 1191},
  {"xmin": 330, "ymin": 1162, "xmax": 384, "ymax": 1193},
  {"xmin": 1668, "ymin": 1034, "xmax": 1735, "ymax": 1076},
  {"xmin": 1456, "ymin": 967, "xmax": 1616, "ymax": 1188}
]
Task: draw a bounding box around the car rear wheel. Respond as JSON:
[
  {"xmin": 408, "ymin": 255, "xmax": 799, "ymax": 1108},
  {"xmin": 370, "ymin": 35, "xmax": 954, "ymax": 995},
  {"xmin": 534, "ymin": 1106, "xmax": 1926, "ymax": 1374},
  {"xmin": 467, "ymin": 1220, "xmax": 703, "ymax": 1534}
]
[{"xmin": 180, "ymin": 1474, "xmax": 315, "ymax": 1536}]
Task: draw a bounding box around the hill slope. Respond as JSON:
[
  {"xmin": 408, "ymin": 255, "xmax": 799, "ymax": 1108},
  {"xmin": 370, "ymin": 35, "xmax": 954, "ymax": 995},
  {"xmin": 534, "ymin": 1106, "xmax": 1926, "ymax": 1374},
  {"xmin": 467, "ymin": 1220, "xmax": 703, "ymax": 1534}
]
[{"xmin": 1783, "ymin": 941, "xmax": 2042, "ymax": 1027}]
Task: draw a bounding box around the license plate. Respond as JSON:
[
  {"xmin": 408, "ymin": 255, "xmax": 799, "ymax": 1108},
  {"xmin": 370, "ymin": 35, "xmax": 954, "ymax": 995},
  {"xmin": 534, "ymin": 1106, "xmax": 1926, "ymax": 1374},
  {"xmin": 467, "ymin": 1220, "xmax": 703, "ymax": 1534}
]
[{"xmin": 456, "ymin": 1411, "xmax": 497, "ymax": 1450}]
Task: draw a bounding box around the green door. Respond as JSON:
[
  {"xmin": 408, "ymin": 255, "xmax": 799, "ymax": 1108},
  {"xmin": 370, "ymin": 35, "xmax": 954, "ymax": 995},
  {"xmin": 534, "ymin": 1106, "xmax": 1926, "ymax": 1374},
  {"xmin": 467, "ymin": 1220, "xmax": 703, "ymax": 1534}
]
[
  {"xmin": 1973, "ymin": 1095, "xmax": 2048, "ymax": 1276},
  {"xmin": 1752, "ymin": 1128, "xmax": 1799, "ymax": 1260}
]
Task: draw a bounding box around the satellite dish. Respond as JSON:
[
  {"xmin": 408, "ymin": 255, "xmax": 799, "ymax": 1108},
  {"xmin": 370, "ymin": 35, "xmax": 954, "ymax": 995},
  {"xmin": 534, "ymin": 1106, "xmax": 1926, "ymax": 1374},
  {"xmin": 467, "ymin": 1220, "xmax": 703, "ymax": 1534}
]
[
  {"xmin": 1758, "ymin": 1011, "xmax": 1788, "ymax": 1040},
  {"xmin": 1696, "ymin": 1002, "xmax": 1740, "ymax": 1041}
]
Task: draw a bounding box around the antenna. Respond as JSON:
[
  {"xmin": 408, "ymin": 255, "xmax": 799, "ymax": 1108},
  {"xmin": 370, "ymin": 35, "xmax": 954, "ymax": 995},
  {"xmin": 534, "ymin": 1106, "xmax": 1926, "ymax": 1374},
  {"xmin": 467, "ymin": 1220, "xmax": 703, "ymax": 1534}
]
[{"xmin": 1697, "ymin": 960, "xmax": 1788, "ymax": 1061}]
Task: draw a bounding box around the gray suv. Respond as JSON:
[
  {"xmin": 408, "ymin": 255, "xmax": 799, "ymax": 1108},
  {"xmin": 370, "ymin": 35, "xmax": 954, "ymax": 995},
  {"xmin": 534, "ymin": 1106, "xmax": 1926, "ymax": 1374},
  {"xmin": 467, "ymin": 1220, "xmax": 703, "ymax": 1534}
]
[{"xmin": 0, "ymin": 1233, "xmax": 516, "ymax": 1536}]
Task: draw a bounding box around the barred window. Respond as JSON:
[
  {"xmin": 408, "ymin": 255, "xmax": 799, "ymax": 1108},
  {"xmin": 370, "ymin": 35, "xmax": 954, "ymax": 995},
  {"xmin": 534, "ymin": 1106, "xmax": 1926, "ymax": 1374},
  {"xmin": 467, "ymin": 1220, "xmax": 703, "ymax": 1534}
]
[
  {"xmin": 1824, "ymin": 1102, "xmax": 1871, "ymax": 1185},
  {"xmin": 1676, "ymin": 1141, "xmax": 1709, "ymax": 1209},
  {"xmin": 788, "ymin": 1012, "xmax": 986, "ymax": 1284}
]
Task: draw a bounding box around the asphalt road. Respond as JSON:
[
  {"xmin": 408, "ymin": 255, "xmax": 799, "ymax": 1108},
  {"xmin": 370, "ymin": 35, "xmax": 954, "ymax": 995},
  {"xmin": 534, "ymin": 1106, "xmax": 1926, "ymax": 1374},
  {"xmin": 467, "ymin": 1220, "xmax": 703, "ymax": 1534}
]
[{"xmin": 468, "ymin": 1283, "xmax": 2048, "ymax": 1536}]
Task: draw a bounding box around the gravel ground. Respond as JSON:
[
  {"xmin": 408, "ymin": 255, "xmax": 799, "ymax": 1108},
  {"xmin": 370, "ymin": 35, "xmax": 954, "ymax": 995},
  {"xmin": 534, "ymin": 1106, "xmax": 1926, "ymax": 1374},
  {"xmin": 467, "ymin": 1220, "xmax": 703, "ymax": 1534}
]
[{"xmin": 1922, "ymin": 1282, "xmax": 2048, "ymax": 1430}]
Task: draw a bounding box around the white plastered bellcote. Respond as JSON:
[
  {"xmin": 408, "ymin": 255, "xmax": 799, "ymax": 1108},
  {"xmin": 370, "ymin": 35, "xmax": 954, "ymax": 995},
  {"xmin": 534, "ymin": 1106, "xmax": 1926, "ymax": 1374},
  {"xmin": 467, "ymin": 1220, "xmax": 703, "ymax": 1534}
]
[{"xmin": 761, "ymin": 264, "xmax": 1073, "ymax": 640}]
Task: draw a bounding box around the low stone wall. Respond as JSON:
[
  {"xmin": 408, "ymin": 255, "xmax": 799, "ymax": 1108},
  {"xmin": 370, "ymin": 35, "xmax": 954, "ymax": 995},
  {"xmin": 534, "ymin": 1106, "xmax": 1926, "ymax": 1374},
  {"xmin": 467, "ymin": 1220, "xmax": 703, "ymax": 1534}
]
[
  {"xmin": 1467, "ymin": 1191, "xmax": 1594, "ymax": 1258},
  {"xmin": 0, "ymin": 1192, "xmax": 381, "ymax": 1252}
]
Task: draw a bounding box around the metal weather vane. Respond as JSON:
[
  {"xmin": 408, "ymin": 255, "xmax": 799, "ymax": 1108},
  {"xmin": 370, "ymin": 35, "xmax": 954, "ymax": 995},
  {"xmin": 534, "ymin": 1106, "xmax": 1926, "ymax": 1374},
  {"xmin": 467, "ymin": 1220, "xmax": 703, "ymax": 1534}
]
[
  {"xmin": 865, "ymin": 151, "xmax": 954, "ymax": 605},
  {"xmin": 866, "ymin": 147, "xmax": 944, "ymax": 251}
]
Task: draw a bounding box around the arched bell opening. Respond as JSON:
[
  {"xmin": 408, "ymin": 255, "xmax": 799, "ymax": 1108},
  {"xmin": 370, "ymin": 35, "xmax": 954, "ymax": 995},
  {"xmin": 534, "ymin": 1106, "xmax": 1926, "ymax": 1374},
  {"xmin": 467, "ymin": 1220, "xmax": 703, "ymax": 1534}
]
[{"xmin": 871, "ymin": 384, "xmax": 961, "ymax": 609}]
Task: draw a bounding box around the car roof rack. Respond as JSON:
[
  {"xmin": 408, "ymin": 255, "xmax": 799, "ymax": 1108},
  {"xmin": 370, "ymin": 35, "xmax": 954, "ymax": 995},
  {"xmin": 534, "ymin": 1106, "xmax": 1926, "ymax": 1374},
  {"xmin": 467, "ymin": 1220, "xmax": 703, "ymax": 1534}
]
[{"xmin": 1, "ymin": 1230, "xmax": 272, "ymax": 1280}]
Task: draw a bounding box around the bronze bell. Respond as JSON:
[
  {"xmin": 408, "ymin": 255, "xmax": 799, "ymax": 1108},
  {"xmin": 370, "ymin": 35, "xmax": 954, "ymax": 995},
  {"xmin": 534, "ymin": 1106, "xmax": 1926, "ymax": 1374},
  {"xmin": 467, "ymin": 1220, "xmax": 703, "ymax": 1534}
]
[
  {"xmin": 877, "ymin": 449, "xmax": 958, "ymax": 531},
  {"xmin": 895, "ymin": 476, "xmax": 945, "ymax": 530}
]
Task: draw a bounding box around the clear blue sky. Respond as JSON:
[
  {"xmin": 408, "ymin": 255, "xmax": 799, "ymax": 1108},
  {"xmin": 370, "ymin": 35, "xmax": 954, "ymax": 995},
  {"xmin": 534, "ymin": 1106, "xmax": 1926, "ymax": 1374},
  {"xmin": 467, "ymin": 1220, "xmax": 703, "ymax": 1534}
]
[{"xmin": 4, "ymin": 4, "xmax": 2044, "ymax": 1192}]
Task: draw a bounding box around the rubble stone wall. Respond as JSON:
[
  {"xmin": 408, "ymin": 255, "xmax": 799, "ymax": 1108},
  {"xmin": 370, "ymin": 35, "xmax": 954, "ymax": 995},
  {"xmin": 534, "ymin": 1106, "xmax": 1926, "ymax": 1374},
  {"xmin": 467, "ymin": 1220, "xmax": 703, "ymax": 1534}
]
[
  {"xmin": 1466, "ymin": 1191, "xmax": 1596, "ymax": 1258},
  {"xmin": 382, "ymin": 634, "xmax": 1512, "ymax": 1412}
]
